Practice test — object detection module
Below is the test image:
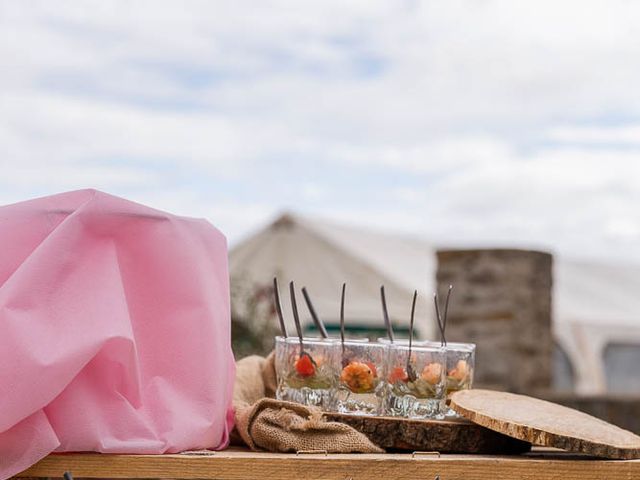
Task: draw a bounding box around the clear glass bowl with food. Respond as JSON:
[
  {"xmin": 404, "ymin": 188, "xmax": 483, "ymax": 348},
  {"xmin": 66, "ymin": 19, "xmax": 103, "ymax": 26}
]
[
  {"xmin": 384, "ymin": 342, "xmax": 446, "ymax": 418},
  {"xmin": 330, "ymin": 339, "xmax": 387, "ymax": 415},
  {"xmin": 441, "ymin": 342, "xmax": 475, "ymax": 416},
  {"xmin": 275, "ymin": 336, "xmax": 339, "ymax": 408}
]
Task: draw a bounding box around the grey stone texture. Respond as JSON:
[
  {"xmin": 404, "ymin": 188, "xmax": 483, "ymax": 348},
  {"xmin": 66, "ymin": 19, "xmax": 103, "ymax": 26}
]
[{"xmin": 436, "ymin": 249, "xmax": 553, "ymax": 393}]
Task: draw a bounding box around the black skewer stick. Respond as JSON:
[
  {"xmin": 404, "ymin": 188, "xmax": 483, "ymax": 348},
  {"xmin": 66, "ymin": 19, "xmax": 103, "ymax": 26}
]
[
  {"xmin": 273, "ymin": 277, "xmax": 288, "ymax": 337},
  {"xmin": 434, "ymin": 284, "xmax": 454, "ymax": 347},
  {"xmin": 434, "ymin": 292, "xmax": 445, "ymax": 346},
  {"xmin": 340, "ymin": 282, "xmax": 346, "ymax": 363},
  {"xmin": 302, "ymin": 287, "xmax": 329, "ymax": 339},
  {"xmin": 406, "ymin": 290, "xmax": 418, "ymax": 381},
  {"xmin": 442, "ymin": 284, "xmax": 453, "ymax": 341},
  {"xmin": 381, "ymin": 285, "xmax": 395, "ymax": 342},
  {"xmin": 290, "ymin": 281, "xmax": 304, "ymax": 352}
]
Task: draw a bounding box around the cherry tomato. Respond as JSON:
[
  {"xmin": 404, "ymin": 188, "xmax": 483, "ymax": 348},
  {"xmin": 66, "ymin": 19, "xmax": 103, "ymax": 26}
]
[
  {"xmin": 295, "ymin": 354, "xmax": 316, "ymax": 377},
  {"xmin": 389, "ymin": 366, "xmax": 408, "ymax": 383}
]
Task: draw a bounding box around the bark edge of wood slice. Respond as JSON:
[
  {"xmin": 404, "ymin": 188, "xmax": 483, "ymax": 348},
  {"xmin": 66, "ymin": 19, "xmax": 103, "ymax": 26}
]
[
  {"xmin": 324, "ymin": 411, "xmax": 530, "ymax": 454},
  {"xmin": 450, "ymin": 389, "xmax": 640, "ymax": 459}
]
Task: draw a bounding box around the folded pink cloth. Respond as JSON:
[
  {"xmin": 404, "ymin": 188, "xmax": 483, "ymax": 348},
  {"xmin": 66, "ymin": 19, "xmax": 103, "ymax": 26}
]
[{"xmin": 0, "ymin": 190, "xmax": 235, "ymax": 479}]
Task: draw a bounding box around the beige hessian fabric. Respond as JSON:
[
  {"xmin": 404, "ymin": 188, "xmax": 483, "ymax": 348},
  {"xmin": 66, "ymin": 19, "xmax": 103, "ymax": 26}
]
[{"xmin": 232, "ymin": 353, "xmax": 382, "ymax": 453}]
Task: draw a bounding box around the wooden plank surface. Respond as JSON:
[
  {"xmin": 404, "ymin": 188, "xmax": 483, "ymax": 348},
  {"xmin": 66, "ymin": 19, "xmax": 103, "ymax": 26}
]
[
  {"xmin": 324, "ymin": 412, "xmax": 530, "ymax": 454},
  {"xmin": 451, "ymin": 389, "xmax": 640, "ymax": 459},
  {"xmin": 14, "ymin": 448, "xmax": 640, "ymax": 480}
]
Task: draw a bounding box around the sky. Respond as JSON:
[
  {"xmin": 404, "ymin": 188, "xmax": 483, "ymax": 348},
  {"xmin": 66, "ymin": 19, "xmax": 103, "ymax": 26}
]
[{"xmin": 2, "ymin": 1, "xmax": 640, "ymax": 263}]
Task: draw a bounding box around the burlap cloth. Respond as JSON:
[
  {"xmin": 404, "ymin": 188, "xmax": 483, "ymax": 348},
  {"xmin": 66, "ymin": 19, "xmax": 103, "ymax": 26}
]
[{"xmin": 232, "ymin": 353, "xmax": 382, "ymax": 453}]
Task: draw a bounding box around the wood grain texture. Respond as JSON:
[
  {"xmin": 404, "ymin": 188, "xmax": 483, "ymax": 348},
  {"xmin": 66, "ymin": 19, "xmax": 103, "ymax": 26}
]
[
  {"xmin": 324, "ymin": 412, "xmax": 530, "ymax": 454},
  {"xmin": 14, "ymin": 449, "xmax": 640, "ymax": 480},
  {"xmin": 451, "ymin": 389, "xmax": 640, "ymax": 459}
]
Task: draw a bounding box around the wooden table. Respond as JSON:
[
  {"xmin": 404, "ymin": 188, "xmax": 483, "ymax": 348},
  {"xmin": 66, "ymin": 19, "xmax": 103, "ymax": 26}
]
[{"xmin": 14, "ymin": 447, "xmax": 640, "ymax": 480}]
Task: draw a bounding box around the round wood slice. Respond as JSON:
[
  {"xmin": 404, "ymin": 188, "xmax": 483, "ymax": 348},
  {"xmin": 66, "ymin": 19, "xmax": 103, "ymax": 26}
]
[
  {"xmin": 450, "ymin": 389, "xmax": 640, "ymax": 459},
  {"xmin": 324, "ymin": 412, "xmax": 530, "ymax": 454}
]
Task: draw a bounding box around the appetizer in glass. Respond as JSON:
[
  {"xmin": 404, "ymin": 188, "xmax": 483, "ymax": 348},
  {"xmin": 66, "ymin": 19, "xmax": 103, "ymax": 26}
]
[
  {"xmin": 275, "ymin": 336, "xmax": 339, "ymax": 408},
  {"xmin": 385, "ymin": 342, "xmax": 446, "ymax": 418},
  {"xmin": 442, "ymin": 342, "xmax": 475, "ymax": 416},
  {"xmin": 332, "ymin": 340, "xmax": 387, "ymax": 415}
]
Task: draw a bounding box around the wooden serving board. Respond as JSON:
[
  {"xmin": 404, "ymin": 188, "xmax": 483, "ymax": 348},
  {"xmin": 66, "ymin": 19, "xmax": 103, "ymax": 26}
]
[
  {"xmin": 324, "ymin": 412, "xmax": 530, "ymax": 454},
  {"xmin": 451, "ymin": 389, "xmax": 640, "ymax": 459}
]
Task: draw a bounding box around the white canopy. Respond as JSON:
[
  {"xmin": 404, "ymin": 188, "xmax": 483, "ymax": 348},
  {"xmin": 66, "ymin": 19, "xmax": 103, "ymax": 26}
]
[
  {"xmin": 229, "ymin": 213, "xmax": 436, "ymax": 338},
  {"xmin": 554, "ymin": 259, "xmax": 640, "ymax": 393}
]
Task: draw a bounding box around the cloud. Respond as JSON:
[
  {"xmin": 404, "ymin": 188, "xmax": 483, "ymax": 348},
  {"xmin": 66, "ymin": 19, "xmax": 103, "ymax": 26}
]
[
  {"xmin": 549, "ymin": 125, "xmax": 640, "ymax": 145},
  {"xmin": 1, "ymin": 0, "xmax": 640, "ymax": 263},
  {"xmin": 329, "ymin": 136, "xmax": 513, "ymax": 174}
]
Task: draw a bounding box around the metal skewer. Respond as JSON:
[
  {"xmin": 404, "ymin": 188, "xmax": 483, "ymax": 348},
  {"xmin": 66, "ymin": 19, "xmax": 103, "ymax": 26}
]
[
  {"xmin": 340, "ymin": 282, "xmax": 346, "ymax": 364},
  {"xmin": 434, "ymin": 292, "xmax": 444, "ymax": 346},
  {"xmin": 434, "ymin": 284, "xmax": 454, "ymax": 347},
  {"xmin": 273, "ymin": 277, "xmax": 288, "ymax": 337},
  {"xmin": 433, "ymin": 293, "xmax": 444, "ymax": 345},
  {"xmin": 406, "ymin": 290, "xmax": 418, "ymax": 381},
  {"xmin": 302, "ymin": 286, "xmax": 329, "ymax": 339},
  {"xmin": 290, "ymin": 281, "xmax": 305, "ymax": 353},
  {"xmin": 442, "ymin": 284, "xmax": 453, "ymax": 343},
  {"xmin": 381, "ymin": 285, "xmax": 395, "ymax": 343}
]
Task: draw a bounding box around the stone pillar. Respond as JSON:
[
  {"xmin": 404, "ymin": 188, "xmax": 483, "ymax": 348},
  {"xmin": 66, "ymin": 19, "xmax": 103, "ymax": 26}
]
[{"xmin": 436, "ymin": 249, "xmax": 552, "ymax": 394}]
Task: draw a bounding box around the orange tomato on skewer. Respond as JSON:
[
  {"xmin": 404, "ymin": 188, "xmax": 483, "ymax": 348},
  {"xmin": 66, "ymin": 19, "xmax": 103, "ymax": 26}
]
[{"xmin": 340, "ymin": 361, "xmax": 375, "ymax": 393}]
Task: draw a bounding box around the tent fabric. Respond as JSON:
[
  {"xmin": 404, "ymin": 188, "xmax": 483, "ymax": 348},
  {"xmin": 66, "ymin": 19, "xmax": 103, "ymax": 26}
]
[
  {"xmin": 554, "ymin": 259, "xmax": 640, "ymax": 393},
  {"xmin": 0, "ymin": 190, "xmax": 235, "ymax": 479},
  {"xmin": 230, "ymin": 213, "xmax": 436, "ymax": 338},
  {"xmin": 554, "ymin": 258, "xmax": 640, "ymax": 327}
]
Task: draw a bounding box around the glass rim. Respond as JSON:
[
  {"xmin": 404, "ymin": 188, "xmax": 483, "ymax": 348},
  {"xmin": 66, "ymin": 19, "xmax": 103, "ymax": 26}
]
[
  {"xmin": 386, "ymin": 342, "xmax": 445, "ymax": 353},
  {"xmin": 424, "ymin": 340, "xmax": 476, "ymax": 351},
  {"xmin": 340, "ymin": 338, "xmax": 386, "ymax": 348},
  {"xmin": 339, "ymin": 337, "xmax": 370, "ymax": 343},
  {"xmin": 275, "ymin": 335, "xmax": 338, "ymax": 344},
  {"xmin": 376, "ymin": 337, "xmax": 429, "ymax": 346}
]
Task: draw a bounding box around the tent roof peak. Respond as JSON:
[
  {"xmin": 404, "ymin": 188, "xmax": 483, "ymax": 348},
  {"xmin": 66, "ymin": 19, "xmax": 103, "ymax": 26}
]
[{"xmin": 270, "ymin": 211, "xmax": 299, "ymax": 231}]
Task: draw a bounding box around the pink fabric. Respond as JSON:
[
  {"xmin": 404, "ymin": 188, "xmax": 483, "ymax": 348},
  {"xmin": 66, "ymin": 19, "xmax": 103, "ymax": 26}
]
[{"xmin": 0, "ymin": 190, "xmax": 235, "ymax": 479}]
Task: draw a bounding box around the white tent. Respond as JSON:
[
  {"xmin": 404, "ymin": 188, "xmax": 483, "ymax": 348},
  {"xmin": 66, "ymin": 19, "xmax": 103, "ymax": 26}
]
[
  {"xmin": 554, "ymin": 259, "xmax": 640, "ymax": 393},
  {"xmin": 229, "ymin": 213, "xmax": 436, "ymax": 338},
  {"xmin": 230, "ymin": 213, "xmax": 640, "ymax": 394}
]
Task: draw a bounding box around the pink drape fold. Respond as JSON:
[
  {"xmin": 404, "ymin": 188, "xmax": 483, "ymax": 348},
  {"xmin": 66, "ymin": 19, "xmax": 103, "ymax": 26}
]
[{"xmin": 0, "ymin": 190, "xmax": 235, "ymax": 479}]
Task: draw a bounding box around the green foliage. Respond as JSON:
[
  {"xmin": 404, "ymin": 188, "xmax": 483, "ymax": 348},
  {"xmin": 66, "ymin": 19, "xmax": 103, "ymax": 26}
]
[{"xmin": 230, "ymin": 277, "xmax": 279, "ymax": 359}]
